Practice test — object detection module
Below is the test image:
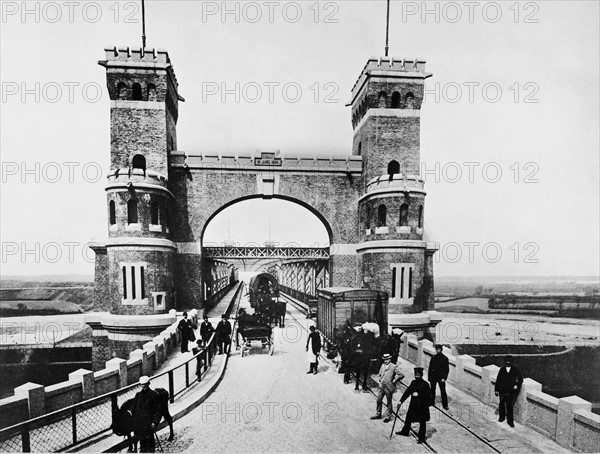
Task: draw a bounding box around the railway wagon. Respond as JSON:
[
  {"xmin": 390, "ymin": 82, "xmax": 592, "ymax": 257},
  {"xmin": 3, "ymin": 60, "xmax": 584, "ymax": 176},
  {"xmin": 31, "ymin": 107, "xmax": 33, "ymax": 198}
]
[{"xmin": 316, "ymin": 287, "xmax": 388, "ymax": 344}]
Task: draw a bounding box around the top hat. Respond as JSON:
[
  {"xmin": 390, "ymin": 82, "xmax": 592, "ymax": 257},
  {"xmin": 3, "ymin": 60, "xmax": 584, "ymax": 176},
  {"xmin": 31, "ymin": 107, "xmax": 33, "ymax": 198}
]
[
  {"xmin": 434, "ymin": 343, "xmax": 443, "ymax": 349},
  {"xmin": 504, "ymin": 355, "xmax": 514, "ymax": 362},
  {"xmin": 414, "ymin": 367, "xmax": 424, "ymax": 375},
  {"xmin": 382, "ymin": 353, "xmax": 392, "ymax": 360}
]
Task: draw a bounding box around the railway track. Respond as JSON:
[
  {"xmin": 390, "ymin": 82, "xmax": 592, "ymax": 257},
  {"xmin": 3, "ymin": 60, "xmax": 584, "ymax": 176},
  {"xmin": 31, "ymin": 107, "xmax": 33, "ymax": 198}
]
[{"xmin": 280, "ymin": 293, "xmax": 502, "ymax": 454}]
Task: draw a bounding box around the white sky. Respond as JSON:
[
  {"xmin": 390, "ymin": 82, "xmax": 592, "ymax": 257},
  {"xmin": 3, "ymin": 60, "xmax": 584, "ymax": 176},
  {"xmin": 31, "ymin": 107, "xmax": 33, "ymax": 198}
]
[{"xmin": 1, "ymin": 1, "xmax": 599, "ymax": 277}]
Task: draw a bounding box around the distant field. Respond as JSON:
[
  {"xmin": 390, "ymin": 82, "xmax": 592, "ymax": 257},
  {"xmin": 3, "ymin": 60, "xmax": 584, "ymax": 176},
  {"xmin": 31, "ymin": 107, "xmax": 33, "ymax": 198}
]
[
  {"xmin": 0, "ymin": 279, "xmax": 94, "ymax": 313},
  {"xmin": 0, "ymin": 300, "xmax": 83, "ymax": 316}
]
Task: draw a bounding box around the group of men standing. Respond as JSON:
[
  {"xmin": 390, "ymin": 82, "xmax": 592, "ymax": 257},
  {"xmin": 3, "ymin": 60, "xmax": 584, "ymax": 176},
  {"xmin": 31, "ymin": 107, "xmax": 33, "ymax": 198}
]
[
  {"xmin": 370, "ymin": 344, "xmax": 523, "ymax": 444},
  {"xmin": 177, "ymin": 312, "xmax": 233, "ymax": 355}
]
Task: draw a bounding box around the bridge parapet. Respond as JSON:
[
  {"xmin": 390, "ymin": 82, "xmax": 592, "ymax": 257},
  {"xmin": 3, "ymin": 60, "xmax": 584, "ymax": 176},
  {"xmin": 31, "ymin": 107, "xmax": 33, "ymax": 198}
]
[
  {"xmin": 170, "ymin": 151, "xmax": 362, "ymax": 174},
  {"xmin": 106, "ymin": 168, "xmax": 170, "ymax": 192},
  {"xmin": 365, "ymin": 174, "xmax": 425, "ymax": 195}
]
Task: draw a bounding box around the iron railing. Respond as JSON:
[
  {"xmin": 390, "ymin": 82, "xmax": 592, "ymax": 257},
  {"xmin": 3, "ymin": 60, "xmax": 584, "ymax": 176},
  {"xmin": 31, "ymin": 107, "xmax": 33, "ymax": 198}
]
[{"xmin": 0, "ymin": 283, "xmax": 244, "ymax": 453}]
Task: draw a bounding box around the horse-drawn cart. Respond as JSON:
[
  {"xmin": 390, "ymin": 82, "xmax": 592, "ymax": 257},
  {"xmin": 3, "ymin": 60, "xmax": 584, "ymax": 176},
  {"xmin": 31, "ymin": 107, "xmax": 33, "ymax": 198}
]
[{"xmin": 236, "ymin": 311, "xmax": 275, "ymax": 356}]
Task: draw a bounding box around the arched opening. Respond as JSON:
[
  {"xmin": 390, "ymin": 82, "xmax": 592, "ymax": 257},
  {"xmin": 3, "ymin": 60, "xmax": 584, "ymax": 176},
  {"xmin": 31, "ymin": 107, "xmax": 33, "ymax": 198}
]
[
  {"xmin": 127, "ymin": 199, "xmax": 138, "ymax": 224},
  {"xmin": 400, "ymin": 203, "xmax": 409, "ymax": 226},
  {"xmin": 378, "ymin": 91, "xmax": 387, "ymax": 108},
  {"xmin": 377, "ymin": 204, "xmax": 387, "ymax": 227},
  {"xmin": 132, "ymin": 83, "xmax": 143, "ymax": 101},
  {"xmin": 202, "ymin": 197, "xmax": 331, "ymax": 284},
  {"xmin": 418, "ymin": 205, "xmax": 423, "ymax": 229},
  {"xmin": 117, "ymin": 82, "xmax": 127, "ymax": 100},
  {"xmin": 109, "ymin": 200, "xmax": 116, "ymax": 225},
  {"xmin": 132, "ymin": 154, "xmax": 146, "ymax": 172},
  {"xmin": 147, "ymin": 84, "xmax": 157, "ymax": 101},
  {"xmin": 387, "ymin": 160, "xmax": 400, "ymax": 176},
  {"xmin": 405, "ymin": 92, "xmax": 415, "ymax": 109},
  {"xmin": 151, "ymin": 200, "xmax": 160, "ymax": 225},
  {"xmin": 391, "ymin": 91, "xmax": 401, "ymax": 108}
]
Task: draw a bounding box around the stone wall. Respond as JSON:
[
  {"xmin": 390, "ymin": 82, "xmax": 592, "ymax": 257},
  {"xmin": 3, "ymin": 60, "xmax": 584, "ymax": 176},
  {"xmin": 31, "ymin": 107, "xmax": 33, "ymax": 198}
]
[
  {"xmin": 399, "ymin": 335, "xmax": 600, "ymax": 452},
  {"xmin": 0, "ymin": 309, "xmax": 197, "ymax": 430}
]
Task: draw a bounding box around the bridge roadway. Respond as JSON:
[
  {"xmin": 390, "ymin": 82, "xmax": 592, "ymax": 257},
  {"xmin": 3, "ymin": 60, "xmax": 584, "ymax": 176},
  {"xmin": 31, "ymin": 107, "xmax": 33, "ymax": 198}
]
[{"xmin": 145, "ymin": 296, "xmax": 568, "ymax": 453}]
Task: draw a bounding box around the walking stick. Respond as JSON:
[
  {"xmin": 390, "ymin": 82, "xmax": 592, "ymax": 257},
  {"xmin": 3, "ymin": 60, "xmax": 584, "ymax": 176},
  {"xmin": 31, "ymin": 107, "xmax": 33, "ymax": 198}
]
[
  {"xmin": 389, "ymin": 402, "xmax": 402, "ymax": 439},
  {"xmin": 154, "ymin": 431, "xmax": 164, "ymax": 453}
]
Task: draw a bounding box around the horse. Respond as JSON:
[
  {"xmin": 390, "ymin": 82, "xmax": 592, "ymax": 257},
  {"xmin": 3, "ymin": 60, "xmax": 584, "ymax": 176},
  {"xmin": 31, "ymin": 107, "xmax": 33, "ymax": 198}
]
[
  {"xmin": 338, "ymin": 326, "xmax": 380, "ymax": 392},
  {"xmin": 273, "ymin": 301, "xmax": 287, "ymax": 327},
  {"xmin": 111, "ymin": 388, "xmax": 174, "ymax": 452}
]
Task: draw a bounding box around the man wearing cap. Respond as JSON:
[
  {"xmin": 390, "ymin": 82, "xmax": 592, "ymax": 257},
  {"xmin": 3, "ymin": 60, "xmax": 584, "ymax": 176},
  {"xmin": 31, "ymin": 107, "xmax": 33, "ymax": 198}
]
[
  {"xmin": 215, "ymin": 314, "xmax": 232, "ymax": 355},
  {"xmin": 396, "ymin": 367, "xmax": 431, "ymax": 444},
  {"xmin": 131, "ymin": 376, "xmax": 162, "ymax": 453},
  {"xmin": 200, "ymin": 315, "xmax": 215, "ymax": 346},
  {"xmin": 429, "ymin": 344, "xmax": 450, "ymax": 410},
  {"xmin": 494, "ymin": 355, "xmax": 523, "ymax": 427},
  {"xmin": 370, "ymin": 353, "xmax": 404, "ymax": 423}
]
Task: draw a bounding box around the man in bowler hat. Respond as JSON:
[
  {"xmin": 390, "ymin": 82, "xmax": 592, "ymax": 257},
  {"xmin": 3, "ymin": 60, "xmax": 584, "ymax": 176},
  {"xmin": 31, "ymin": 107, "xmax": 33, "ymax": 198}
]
[
  {"xmin": 371, "ymin": 353, "xmax": 404, "ymax": 422},
  {"xmin": 429, "ymin": 344, "xmax": 450, "ymax": 410},
  {"xmin": 495, "ymin": 355, "xmax": 523, "ymax": 427},
  {"xmin": 396, "ymin": 367, "xmax": 431, "ymax": 444}
]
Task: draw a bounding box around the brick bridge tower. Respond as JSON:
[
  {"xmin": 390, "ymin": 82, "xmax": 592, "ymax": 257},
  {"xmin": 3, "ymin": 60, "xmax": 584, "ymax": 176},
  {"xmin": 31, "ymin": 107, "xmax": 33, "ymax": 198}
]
[
  {"xmin": 88, "ymin": 47, "xmax": 185, "ymax": 368},
  {"xmin": 352, "ymin": 57, "xmax": 440, "ymax": 336}
]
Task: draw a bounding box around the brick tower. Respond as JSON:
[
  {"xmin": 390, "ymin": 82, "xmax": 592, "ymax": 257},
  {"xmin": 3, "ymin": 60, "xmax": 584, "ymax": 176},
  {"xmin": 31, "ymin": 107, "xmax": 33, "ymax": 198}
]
[
  {"xmin": 352, "ymin": 57, "xmax": 439, "ymax": 335},
  {"xmin": 88, "ymin": 47, "xmax": 184, "ymax": 367}
]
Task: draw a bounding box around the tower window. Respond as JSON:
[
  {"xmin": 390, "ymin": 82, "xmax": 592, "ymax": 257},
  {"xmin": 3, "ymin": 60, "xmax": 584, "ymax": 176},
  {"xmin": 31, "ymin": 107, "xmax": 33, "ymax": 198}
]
[
  {"xmin": 378, "ymin": 204, "xmax": 387, "ymax": 227},
  {"xmin": 117, "ymin": 82, "xmax": 127, "ymax": 100},
  {"xmin": 132, "ymin": 154, "xmax": 146, "ymax": 172},
  {"xmin": 127, "ymin": 199, "xmax": 138, "ymax": 224},
  {"xmin": 147, "ymin": 84, "xmax": 157, "ymax": 101},
  {"xmin": 400, "ymin": 203, "xmax": 409, "ymax": 226},
  {"xmin": 151, "ymin": 200, "xmax": 160, "ymax": 225},
  {"xmin": 391, "ymin": 91, "xmax": 401, "ymax": 108},
  {"xmin": 378, "ymin": 91, "xmax": 387, "ymax": 108},
  {"xmin": 418, "ymin": 205, "xmax": 423, "ymax": 228},
  {"xmin": 358, "ymin": 142, "xmax": 362, "ymax": 156},
  {"xmin": 109, "ymin": 200, "xmax": 116, "ymax": 225},
  {"xmin": 132, "ymin": 83, "xmax": 143, "ymax": 101},
  {"xmin": 387, "ymin": 160, "xmax": 400, "ymax": 176},
  {"xmin": 405, "ymin": 92, "xmax": 415, "ymax": 109},
  {"xmin": 121, "ymin": 263, "xmax": 147, "ymax": 304}
]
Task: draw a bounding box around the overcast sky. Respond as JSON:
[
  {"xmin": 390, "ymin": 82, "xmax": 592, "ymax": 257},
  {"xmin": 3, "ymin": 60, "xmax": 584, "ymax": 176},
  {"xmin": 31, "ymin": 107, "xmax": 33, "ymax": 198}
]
[{"xmin": 1, "ymin": 1, "xmax": 598, "ymax": 277}]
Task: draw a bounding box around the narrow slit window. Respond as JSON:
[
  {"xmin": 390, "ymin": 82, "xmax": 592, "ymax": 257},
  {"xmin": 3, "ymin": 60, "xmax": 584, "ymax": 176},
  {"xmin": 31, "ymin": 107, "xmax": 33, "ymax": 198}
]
[
  {"xmin": 140, "ymin": 266, "xmax": 145, "ymax": 299},
  {"xmin": 400, "ymin": 267, "xmax": 405, "ymax": 299},
  {"xmin": 391, "ymin": 267, "xmax": 396, "ymax": 298},
  {"xmin": 409, "ymin": 267, "xmax": 413, "ymax": 298},
  {"xmin": 131, "ymin": 267, "xmax": 136, "ymax": 299},
  {"xmin": 122, "ymin": 266, "xmax": 127, "ymax": 299}
]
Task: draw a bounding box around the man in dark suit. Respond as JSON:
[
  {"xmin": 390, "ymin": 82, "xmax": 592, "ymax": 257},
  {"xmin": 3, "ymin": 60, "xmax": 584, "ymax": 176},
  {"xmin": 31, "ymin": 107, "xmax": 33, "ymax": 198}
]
[
  {"xmin": 428, "ymin": 344, "xmax": 449, "ymax": 410},
  {"xmin": 494, "ymin": 355, "xmax": 523, "ymax": 427},
  {"xmin": 215, "ymin": 314, "xmax": 232, "ymax": 355},
  {"xmin": 199, "ymin": 315, "xmax": 215, "ymax": 346},
  {"xmin": 177, "ymin": 312, "xmax": 195, "ymax": 353},
  {"xmin": 306, "ymin": 325, "xmax": 322, "ymax": 374},
  {"xmin": 131, "ymin": 376, "xmax": 162, "ymax": 453},
  {"xmin": 396, "ymin": 367, "xmax": 431, "ymax": 444}
]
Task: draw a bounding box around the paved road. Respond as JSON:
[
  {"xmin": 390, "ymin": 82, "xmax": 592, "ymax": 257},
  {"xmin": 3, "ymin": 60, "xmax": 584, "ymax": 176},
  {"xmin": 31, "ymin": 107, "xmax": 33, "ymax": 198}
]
[{"xmin": 150, "ymin": 298, "xmax": 567, "ymax": 453}]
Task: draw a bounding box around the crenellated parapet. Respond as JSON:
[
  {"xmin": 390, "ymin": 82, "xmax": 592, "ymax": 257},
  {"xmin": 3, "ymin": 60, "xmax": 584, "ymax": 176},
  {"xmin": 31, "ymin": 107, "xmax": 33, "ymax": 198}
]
[{"xmin": 170, "ymin": 151, "xmax": 363, "ymax": 174}]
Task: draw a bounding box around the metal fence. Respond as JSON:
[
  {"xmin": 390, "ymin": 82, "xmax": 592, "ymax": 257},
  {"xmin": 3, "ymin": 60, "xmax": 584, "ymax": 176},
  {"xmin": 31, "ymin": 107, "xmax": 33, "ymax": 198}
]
[{"xmin": 0, "ymin": 283, "xmax": 244, "ymax": 453}]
